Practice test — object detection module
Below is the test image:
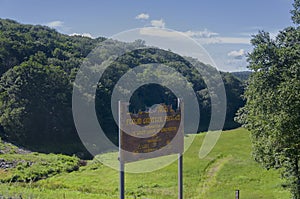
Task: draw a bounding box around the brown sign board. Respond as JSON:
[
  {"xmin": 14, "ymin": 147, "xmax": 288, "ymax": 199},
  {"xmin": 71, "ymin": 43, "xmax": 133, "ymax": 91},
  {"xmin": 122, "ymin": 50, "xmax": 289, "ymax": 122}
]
[{"xmin": 119, "ymin": 101, "xmax": 184, "ymax": 163}]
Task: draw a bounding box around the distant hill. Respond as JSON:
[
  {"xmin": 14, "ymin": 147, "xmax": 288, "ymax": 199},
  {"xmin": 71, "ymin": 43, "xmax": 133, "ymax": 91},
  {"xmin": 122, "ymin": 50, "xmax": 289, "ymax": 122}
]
[
  {"xmin": 231, "ymin": 71, "xmax": 252, "ymax": 81},
  {"xmin": 0, "ymin": 18, "xmax": 245, "ymax": 158}
]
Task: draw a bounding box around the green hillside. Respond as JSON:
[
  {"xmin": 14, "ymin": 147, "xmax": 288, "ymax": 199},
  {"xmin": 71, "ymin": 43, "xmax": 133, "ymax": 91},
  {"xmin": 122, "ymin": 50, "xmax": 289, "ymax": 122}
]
[
  {"xmin": 0, "ymin": 128, "xmax": 290, "ymax": 198},
  {"xmin": 0, "ymin": 19, "xmax": 244, "ymax": 157}
]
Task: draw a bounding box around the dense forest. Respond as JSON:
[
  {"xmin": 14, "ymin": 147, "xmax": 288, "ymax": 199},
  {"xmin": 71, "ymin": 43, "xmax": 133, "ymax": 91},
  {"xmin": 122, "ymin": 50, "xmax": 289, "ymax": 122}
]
[{"xmin": 0, "ymin": 18, "xmax": 245, "ymax": 158}]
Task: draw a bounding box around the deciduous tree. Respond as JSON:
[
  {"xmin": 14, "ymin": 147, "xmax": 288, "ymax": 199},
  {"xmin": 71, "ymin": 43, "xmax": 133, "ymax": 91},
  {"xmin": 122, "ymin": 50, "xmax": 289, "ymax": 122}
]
[{"xmin": 236, "ymin": 1, "xmax": 300, "ymax": 197}]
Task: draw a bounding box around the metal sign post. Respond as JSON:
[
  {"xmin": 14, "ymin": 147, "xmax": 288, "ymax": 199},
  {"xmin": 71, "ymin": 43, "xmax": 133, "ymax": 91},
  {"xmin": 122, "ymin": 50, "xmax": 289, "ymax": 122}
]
[
  {"xmin": 235, "ymin": 190, "xmax": 240, "ymax": 199},
  {"xmin": 177, "ymin": 98, "xmax": 183, "ymax": 199},
  {"xmin": 119, "ymin": 101, "xmax": 125, "ymax": 199},
  {"xmin": 178, "ymin": 153, "xmax": 183, "ymax": 199},
  {"xmin": 120, "ymin": 163, "xmax": 124, "ymax": 199}
]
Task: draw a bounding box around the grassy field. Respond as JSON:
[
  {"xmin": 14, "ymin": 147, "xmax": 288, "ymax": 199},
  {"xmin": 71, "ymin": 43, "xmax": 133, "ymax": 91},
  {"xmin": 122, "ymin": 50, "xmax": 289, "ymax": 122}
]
[{"xmin": 0, "ymin": 128, "xmax": 291, "ymax": 198}]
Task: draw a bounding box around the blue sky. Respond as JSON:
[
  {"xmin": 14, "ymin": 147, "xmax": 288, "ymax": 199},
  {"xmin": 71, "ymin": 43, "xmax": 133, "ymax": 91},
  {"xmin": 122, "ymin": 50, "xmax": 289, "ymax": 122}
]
[{"xmin": 0, "ymin": 0, "xmax": 295, "ymax": 71}]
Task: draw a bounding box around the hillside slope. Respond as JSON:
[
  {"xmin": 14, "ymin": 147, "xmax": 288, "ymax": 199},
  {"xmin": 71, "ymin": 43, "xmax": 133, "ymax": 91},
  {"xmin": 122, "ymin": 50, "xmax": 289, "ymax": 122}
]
[
  {"xmin": 0, "ymin": 128, "xmax": 290, "ymax": 198},
  {"xmin": 0, "ymin": 18, "xmax": 245, "ymax": 157}
]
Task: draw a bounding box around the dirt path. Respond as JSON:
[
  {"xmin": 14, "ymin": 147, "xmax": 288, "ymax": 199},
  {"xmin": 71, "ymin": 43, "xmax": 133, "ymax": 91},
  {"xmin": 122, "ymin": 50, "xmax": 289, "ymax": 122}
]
[{"xmin": 199, "ymin": 156, "xmax": 232, "ymax": 197}]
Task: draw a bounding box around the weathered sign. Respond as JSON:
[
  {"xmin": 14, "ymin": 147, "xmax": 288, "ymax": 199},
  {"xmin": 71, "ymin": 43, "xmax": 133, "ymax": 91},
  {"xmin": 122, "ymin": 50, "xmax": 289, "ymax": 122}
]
[{"xmin": 119, "ymin": 101, "xmax": 184, "ymax": 163}]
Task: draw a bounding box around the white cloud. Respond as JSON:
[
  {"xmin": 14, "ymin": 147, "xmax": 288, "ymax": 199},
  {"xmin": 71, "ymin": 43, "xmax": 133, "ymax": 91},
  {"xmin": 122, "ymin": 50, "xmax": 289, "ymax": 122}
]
[
  {"xmin": 139, "ymin": 28, "xmax": 250, "ymax": 44},
  {"xmin": 70, "ymin": 33, "xmax": 94, "ymax": 38},
  {"xmin": 200, "ymin": 37, "xmax": 250, "ymax": 45},
  {"xmin": 227, "ymin": 49, "xmax": 246, "ymax": 59},
  {"xmin": 151, "ymin": 19, "xmax": 165, "ymax": 28},
  {"xmin": 46, "ymin": 20, "xmax": 64, "ymax": 28},
  {"xmin": 140, "ymin": 28, "xmax": 180, "ymax": 38},
  {"xmin": 135, "ymin": 13, "xmax": 150, "ymax": 20},
  {"xmin": 184, "ymin": 29, "xmax": 219, "ymax": 38}
]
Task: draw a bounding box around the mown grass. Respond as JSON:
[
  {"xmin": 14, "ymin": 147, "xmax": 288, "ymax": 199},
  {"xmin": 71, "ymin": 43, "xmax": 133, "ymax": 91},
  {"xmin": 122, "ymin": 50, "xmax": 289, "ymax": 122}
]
[{"xmin": 0, "ymin": 128, "xmax": 291, "ymax": 198}]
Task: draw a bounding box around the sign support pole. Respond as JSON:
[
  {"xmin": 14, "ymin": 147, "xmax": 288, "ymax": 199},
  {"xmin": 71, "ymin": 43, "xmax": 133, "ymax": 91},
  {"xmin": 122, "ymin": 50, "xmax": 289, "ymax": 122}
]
[
  {"xmin": 119, "ymin": 101, "xmax": 125, "ymax": 199},
  {"xmin": 235, "ymin": 190, "xmax": 240, "ymax": 199},
  {"xmin": 178, "ymin": 153, "xmax": 183, "ymax": 199},
  {"xmin": 120, "ymin": 163, "xmax": 125, "ymax": 199},
  {"xmin": 177, "ymin": 98, "xmax": 183, "ymax": 199}
]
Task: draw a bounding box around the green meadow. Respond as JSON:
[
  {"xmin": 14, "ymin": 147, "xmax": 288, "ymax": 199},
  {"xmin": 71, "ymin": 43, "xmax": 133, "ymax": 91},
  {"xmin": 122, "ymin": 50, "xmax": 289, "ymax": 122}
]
[{"xmin": 0, "ymin": 128, "xmax": 290, "ymax": 198}]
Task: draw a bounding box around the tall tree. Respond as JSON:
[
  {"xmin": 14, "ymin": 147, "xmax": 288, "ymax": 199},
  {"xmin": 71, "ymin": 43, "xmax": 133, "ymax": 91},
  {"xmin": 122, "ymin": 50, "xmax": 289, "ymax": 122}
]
[
  {"xmin": 236, "ymin": 0, "xmax": 300, "ymax": 197},
  {"xmin": 0, "ymin": 61, "xmax": 82, "ymax": 154}
]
